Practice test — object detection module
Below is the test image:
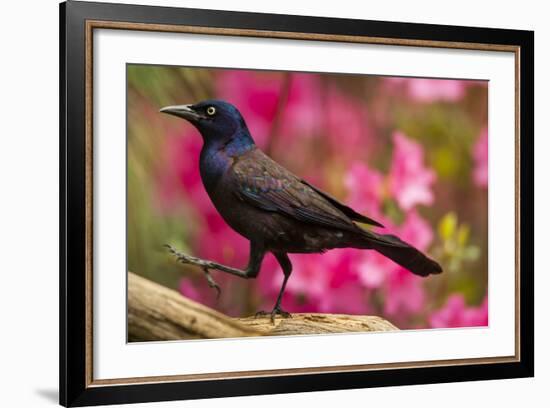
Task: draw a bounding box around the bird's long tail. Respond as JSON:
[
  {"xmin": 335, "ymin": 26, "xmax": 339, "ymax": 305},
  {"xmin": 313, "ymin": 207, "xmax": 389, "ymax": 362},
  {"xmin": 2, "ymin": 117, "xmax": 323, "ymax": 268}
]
[{"xmin": 358, "ymin": 231, "xmax": 443, "ymax": 277}]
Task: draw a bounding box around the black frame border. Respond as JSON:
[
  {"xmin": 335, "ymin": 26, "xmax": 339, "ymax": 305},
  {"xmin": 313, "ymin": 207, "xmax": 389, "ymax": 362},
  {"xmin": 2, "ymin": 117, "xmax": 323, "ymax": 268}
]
[{"xmin": 60, "ymin": 1, "xmax": 534, "ymax": 406}]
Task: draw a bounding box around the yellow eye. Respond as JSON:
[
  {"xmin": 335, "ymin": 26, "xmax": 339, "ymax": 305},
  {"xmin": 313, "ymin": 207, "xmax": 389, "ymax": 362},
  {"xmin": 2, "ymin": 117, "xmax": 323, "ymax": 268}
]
[{"xmin": 206, "ymin": 106, "xmax": 216, "ymax": 116}]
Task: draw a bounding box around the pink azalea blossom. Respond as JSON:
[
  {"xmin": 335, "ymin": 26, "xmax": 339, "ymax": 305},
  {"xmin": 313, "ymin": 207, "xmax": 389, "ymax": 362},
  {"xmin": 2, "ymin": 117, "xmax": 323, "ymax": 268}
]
[
  {"xmin": 285, "ymin": 250, "xmax": 358, "ymax": 297},
  {"xmin": 261, "ymin": 249, "xmax": 367, "ymax": 314},
  {"xmin": 344, "ymin": 162, "xmax": 384, "ymax": 216},
  {"xmin": 195, "ymin": 211, "xmax": 250, "ymax": 268},
  {"xmin": 356, "ymin": 209, "xmax": 433, "ymax": 317},
  {"xmin": 381, "ymin": 210, "xmax": 433, "ymax": 319},
  {"xmin": 430, "ymin": 294, "xmax": 489, "ymax": 328},
  {"xmin": 353, "ymin": 227, "xmax": 427, "ymax": 323},
  {"xmin": 279, "ymin": 73, "xmax": 322, "ymax": 139},
  {"xmin": 216, "ymin": 71, "xmax": 372, "ymax": 161},
  {"xmin": 179, "ymin": 278, "xmax": 206, "ymax": 304},
  {"xmin": 389, "ymin": 131, "xmax": 436, "ymax": 211},
  {"xmin": 215, "ymin": 71, "xmax": 323, "ymax": 149},
  {"xmin": 384, "ymin": 271, "xmax": 426, "ymax": 318},
  {"xmin": 407, "ymin": 79, "xmax": 466, "ymax": 102},
  {"xmin": 473, "ymin": 128, "xmax": 488, "ymax": 188},
  {"xmin": 262, "ymin": 249, "xmax": 368, "ymax": 314},
  {"xmin": 216, "ymin": 70, "xmax": 282, "ymax": 148},
  {"xmin": 264, "ymin": 254, "xmax": 328, "ymax": 301},
  {"xmin": 317, "ymin": 283, "xmax": 372, "ymax": 315},
  {"xmin": 325, "ymin": 86, "xmax": 372, "ymax": 159},
  {"xmin": 397, "ymin": 209, "xmax": 434, "ymax": 251},
  {"xmin": 356, "ymin": 252, "xmax": 397, "ymax": 289},
  {"xmin": 386, "ymin": 77, "xmax": 467, "ymax": 102}
]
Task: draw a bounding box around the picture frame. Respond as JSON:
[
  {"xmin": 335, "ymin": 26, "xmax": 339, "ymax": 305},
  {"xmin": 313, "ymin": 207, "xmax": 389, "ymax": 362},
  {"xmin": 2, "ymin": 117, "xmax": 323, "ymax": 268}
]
[{"xmin": 60, "ymin": 1, "xmax": 534, "ymax": 406}]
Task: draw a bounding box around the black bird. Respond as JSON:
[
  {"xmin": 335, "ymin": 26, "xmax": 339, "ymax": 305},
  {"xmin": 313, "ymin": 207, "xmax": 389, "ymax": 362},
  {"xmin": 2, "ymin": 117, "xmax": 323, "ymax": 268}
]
[{"xmin": 160, "ymin": 100, "xmax": 442, "ymax": 319}]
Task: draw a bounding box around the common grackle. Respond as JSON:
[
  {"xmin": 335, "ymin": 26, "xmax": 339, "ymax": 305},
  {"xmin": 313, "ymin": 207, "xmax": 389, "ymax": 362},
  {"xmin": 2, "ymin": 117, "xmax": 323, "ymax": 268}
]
[{"xmin": 160, "ymin": 100, "xmax": 442, "ymax": 320}]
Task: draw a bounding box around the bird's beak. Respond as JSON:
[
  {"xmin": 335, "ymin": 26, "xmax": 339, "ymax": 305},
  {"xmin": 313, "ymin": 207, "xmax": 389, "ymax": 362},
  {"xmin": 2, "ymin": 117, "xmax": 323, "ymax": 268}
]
[{"xmin": 159, "ymin": 104, "xmax": 205, "ymax": 121}]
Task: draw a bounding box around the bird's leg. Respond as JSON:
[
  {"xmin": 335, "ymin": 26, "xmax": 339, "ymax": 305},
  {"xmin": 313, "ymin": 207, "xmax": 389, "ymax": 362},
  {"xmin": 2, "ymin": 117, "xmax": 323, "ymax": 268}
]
[
  {"xmin": 242, "ymin": 241, "xmax": 266, "ymax": 279},
  {"xmin": 165, "ymin": 242, "xmax": 265, "ymax": 297},
  {"xmin": 255, "ymin": 252, "xmax": 293, "ymax": 323}
]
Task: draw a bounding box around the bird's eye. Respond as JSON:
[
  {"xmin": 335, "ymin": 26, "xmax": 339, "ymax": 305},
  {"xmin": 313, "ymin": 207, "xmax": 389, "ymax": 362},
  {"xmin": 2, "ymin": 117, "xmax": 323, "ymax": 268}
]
[{"xmin": 206, "ymin": 106, "xmax": 216, "ymax": 116}]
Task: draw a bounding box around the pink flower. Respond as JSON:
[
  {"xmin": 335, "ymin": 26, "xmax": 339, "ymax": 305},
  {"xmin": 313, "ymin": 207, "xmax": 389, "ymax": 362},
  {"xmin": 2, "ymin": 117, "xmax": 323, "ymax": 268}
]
[
  {"xmin": 473, "ymin": 128, "xmax": 488, "ymax": 188},
  {"xmin": 279, "ymin": 73, "xmax": 322, "ymax": 139},
  {"xmin": 356, "ymin": 209, "xmax": 433, "ymax": 321},
  {"xmin": 384, "ymin": 271, "xmax": 426, "ymax": 318},
  {"xmin": 179, "ymin": 278, "xmax": 206, "ymax": 304},
  {"xmin": 257, "ymin": 275, "xmax": 320, "ymax": 313},
  {"xmin": 179, "ymin": 277, "xmax": 231, "ymax": 311},
  {"xmin": 317, "ymin": 283, "xmax": 372, "ymax": 315},
  {"xmin": 430, "ymin": 294, "xmax": 489, "ymax": 328},
  {"xmin": 262, "ymin": 249, "xmax": 369, "ymax": 314},
  {"xmin": 325, "ymin": 86, "xmax": 372, "ymax": 159},
  {"xmin": 386, "ymin": 77, "xmax": 467, "ymax": 102},
  {"xmin": 216, "ymin": 70, "xmax": 282, "ymax": 148},
  {"xmin": 277, "ymin": 255, "xmax": 329, "ymax": 300},
  {"xmin": 286, "ymin": 250, "xmax": 357, "ymax": 297},
  {"xmin": 216, "ymin": 71, "xmax": 324, "ymax": 149},
  {"xmin": 344, "ymin": 162, "xmax": 384, "ymax": 216},
  {"xmin": 195, "ymin": 212, "xmax": 250, "ymax": 268},
  {"xmin": 389, "ymin": 132, "xmax": 436, "ymax": 210},
  {"xmin": 408, "ymin": 79, "xmax": 466, "ymax": 102},
  {"xmin": 216, "ymin": 71, "xmax": 373, "ymax": 162},
  {"xmin": 380, "ymin": 210, "xmax": 433, "ymax": 319},
  {"xmin": 356, "ymin": 252, "xmax": 397, "ymax": 289},
  {"xmin": 397, "ymin": 209, "xmax": 434, "ymax": 251}
]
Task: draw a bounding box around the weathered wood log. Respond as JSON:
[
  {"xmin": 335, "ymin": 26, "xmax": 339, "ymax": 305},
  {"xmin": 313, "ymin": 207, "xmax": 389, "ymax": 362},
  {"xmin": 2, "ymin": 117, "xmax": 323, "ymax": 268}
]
[
  {"xmin": 128, "ymin": 272, "xmax": 262, "ymax": 341},
  {"xmin": 236, "ymin": 314, "xmax": 398, "ymax": 336},
  {"xmin": 128, "ymin": 271, "xmax": 398, "ymax": 342}
]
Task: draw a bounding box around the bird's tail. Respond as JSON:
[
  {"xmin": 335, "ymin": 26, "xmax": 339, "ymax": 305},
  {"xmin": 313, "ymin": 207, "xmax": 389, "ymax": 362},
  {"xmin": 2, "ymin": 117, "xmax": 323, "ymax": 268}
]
[{"xmin": 358, "ymin": 231, "xmax": 443, "ymax": 277}]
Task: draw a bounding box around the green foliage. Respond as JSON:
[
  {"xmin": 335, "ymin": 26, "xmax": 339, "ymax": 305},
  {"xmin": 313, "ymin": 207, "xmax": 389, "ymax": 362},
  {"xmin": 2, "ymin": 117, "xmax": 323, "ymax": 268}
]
[{"xmin": 436, "ymin": 212, "xmax": 480, "ymax": 273}]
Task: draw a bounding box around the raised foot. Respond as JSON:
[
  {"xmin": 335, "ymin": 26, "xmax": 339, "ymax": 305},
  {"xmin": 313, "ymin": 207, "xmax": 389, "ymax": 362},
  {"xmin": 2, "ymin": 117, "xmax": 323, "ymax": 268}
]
[
  {"xmin": 255, "ymin": 307, "xmax": 292, "ymax": 323},
  {"xmin": 164, "ymin": 244, "xmax": 222, "ymax": 299}
]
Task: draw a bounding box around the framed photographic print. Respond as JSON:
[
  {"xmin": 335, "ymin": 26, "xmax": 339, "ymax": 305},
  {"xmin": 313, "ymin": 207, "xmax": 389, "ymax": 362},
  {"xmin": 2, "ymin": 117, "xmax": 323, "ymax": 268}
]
[{"xmin": 60, "ymin": 1, "xmax": 534, "ymax": 406}]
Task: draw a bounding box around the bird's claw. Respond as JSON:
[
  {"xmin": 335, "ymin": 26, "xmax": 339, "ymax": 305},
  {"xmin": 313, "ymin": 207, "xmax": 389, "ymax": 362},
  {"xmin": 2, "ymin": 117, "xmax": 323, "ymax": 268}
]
[
  {"xmin": 202, "ymin": 267, "xmax": 221, "ymax": 299},
  {"xmin": 165, "ymin": 244, "xmax": 222, "ymax": 300},
  {"xmin": 255, "ymin": 307, "xmax": 292, "ymax": 323}
]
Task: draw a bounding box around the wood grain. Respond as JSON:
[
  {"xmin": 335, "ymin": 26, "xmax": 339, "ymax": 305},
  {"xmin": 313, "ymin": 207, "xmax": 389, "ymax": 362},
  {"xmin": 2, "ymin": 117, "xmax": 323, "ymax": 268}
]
[
  {"xmin": 128, "ymin": 272, "xmax": 262, "ymax": 341},
  {"xmin": 128, "ymin": 271, "xmax": 397, "ymax": 341},
  {"xmin": 236, "ymin": 314, "xmax": 397, "ymax": 336}
]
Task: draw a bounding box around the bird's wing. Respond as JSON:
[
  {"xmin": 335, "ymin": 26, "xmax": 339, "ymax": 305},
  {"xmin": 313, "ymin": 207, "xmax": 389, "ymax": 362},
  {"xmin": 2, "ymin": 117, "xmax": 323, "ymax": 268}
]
[
  {"xmin": 231, "ymin": 149, "xmax": 363, "ymax": 233},
  {"xmin": 299, "ymin": 180, "xmax": 384, "ymax": 227}
]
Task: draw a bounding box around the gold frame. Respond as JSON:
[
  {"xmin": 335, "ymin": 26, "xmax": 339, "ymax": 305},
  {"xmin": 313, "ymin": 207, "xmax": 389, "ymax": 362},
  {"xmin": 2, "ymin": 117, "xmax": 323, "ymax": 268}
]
[{"xmin": 84, "ymin": 20, "xmax": 521, "ymax": 388}]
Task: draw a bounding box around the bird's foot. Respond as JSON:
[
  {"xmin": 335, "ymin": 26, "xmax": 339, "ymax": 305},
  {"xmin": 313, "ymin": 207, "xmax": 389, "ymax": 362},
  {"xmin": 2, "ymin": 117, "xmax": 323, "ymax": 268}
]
[
  {"xmin": 255, "ymin": 307, "xmax": 292, "ymax": 323},
  {"xmin": 202, "ymin": 267, "xmax": 221, "ymax": 299},
  {"xmin": 164, "ymin": 244, "xmax": 222, "ymax": 299}
]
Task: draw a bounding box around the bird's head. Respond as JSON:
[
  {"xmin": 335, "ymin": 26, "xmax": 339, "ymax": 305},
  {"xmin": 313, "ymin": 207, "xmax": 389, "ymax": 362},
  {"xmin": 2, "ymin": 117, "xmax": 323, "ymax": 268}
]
[{"xmin": 160, "ymin": 100, "xmax": 254, "ymax": 148}]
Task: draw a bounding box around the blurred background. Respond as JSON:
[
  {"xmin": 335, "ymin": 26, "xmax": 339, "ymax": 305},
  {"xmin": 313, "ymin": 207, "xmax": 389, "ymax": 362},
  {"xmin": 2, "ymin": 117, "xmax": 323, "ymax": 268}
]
[{"xmin": 127, "ymin": 65, "xmax": 488, "ymax": 330}]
